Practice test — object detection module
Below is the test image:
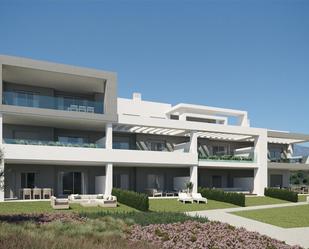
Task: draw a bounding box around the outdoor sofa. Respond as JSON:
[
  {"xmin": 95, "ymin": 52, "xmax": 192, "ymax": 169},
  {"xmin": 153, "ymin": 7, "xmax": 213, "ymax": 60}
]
[
  {"xmin": 68, "ymin": 194, "xmax": 117, "ymax": 207},
  {"xmin": 50, "ymin": 196, "xmax": 70, "ymax": 210}
]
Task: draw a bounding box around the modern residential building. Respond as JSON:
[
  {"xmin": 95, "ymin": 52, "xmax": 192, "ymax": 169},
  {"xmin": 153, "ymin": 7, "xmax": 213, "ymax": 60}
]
[{"xmin": 0, "ymin": 55, "xmax": 309, "ymax": 201}]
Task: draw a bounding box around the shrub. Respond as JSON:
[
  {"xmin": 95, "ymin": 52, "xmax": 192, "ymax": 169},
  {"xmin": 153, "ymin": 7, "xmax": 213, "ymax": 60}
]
[
  {"xmin": 198, "ymin": 187, "xmax": 245, "ymax": 206},
  {"xmin": 112, "ymin": 188, "xmax": 149, "ymax": 211},
  {"xmin": 264, "ymin": 188, "xmax": 298, "ymax": 202},
  {"xmin": 81, "ymin": 211, "xmax": 208, "ymax": 226}
]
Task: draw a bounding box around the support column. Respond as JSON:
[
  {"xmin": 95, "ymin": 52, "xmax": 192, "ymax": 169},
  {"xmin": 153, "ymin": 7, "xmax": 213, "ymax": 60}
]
[
  {"xmin": 105, "ymin": 163, "xmax": 113, "ymax": 196},
  {"xmin": 189, "ymin": 131, "xmax": 198, "ymax": 154},
  {"xmin": 253, "ymin": 131, "xmax": 268, "ymax": 196},
  {"xmin": 0, "ymin": 113, "xmax": 4, "ymax": 201},
  {"xmin": 105, "ymin": 123, "xmax": 113, "ymax": 150},
  {"xmin": 190, "ymin": 165, "xmax": 198, "ymax": 193}
]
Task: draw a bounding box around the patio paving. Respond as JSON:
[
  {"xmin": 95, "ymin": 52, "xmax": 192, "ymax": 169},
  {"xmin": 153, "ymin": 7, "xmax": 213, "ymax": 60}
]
[{"xmin": 187, "ymin": 202, "xmax": 309, "ymax": 248}]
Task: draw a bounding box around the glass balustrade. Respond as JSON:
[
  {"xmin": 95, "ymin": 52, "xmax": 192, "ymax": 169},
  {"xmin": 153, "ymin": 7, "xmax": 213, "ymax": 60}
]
[
  {"xmin": 3, "ymin": 91, "xmax": 104, "ymax": 114},
  {"xmin": 4, "ymin": 138, "xmax": 104, "ymax": 148}
]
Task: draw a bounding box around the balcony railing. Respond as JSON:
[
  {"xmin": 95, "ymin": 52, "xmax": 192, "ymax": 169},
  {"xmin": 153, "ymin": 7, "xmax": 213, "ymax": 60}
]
[
  {"xmin": 3, "ymin": 91, "xmax": 104, "ymax": 114},
  {"xmin": 269, "ymin": 157, "xmax": 306, "ymax": 164},
  {"xmin": 3, "ymin": 138, "xmax": 104, "ymax": 148},
  {"xmin": 199, "ymin": 154, "xmax": 254, "ymax": 162}
]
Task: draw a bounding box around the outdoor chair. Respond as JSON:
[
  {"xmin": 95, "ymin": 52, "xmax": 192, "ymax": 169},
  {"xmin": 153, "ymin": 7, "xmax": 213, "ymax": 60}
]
[
  {"xmin": 22, "ymin": 188, "xmax": 32, "ymax": 200},
  {"xmin": 151, "ymin": 189, "xmax": 163, "ymax": 197},
  {"xmin": 192, "ymin": 193, "xmax": 207, "ymax": 204},
  {"xmin": 87, "ymin": 106, "xmax": 95, "ymax": 113},
  {"xmin": 79, "ymin": 106, "xmax": 86, "ymax": 112},
  {"xmin": 32, "ymin": 188, "xmax": 42, "ymax": 199},
  {"xmin": 42, "ymin": 188, "xmax": 52, "ymax": 199},
  {"xmin": 68, "ymin": 104, "xmax": 78, "ymax": 111}
]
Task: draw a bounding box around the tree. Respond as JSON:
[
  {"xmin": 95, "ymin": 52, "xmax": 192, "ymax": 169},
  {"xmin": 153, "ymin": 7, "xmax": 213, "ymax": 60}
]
[{"xmin": 186, "ymin": 182, "xmax": 194, "ymax": 193}]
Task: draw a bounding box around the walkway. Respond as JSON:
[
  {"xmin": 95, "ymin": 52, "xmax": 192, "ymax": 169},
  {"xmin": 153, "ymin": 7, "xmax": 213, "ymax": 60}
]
[{"xmin": 187, "ymin": 202, "xmax": 309, "ymax": 248}]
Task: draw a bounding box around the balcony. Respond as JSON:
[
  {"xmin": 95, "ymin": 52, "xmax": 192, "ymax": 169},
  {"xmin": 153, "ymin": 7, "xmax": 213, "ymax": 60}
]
[
  {"xmin": 2, "ymin": 91, "xmax": 104, "ymax": 114},
  {"xmin": 3, "ymin": 138, "xmax": 104, "ymax": 148},
  {"xmin": 198, "ymin": 154, "xmax": 254, "ymax": 163}
]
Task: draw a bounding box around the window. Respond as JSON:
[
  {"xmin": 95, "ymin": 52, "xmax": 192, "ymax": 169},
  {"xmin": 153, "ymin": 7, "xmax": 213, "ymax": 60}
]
[
  {"xmin": 58, "ymin": 136, "xmax": 85, "ymax": 145},
  {"xmin": 62, "ymin": 172, "xmax": 82, "ymax": 195},
  {"xmin": 212, "ymin": 145, "xmax": 226, "ymax": 156},
  {"xmin": 15, "ymin": 91, "xmax": 39, "ymax": 107},
  {"xmin": 147, "ymin": 140, "xmax": 167, "ymax": 151},
  {"xmin": 147, "ymin": 174, "xmax": 164, "ymax": 189},
  {"xmin": 269, "ymin": 148, "xmax": 281, "ymax": 160},
  {"xmin": 113, "ymin": 137, "xmax": 130, "ymax": 149},
  {"xmin": 212, "ymin": 175, "xmax": 222, "ymax": 188},
  {"xmin": 21, "ymin": 172, "xmax": 36, "ymax": 188}
]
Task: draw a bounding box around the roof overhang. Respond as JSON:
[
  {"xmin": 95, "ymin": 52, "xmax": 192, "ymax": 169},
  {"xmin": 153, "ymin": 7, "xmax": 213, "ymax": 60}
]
[{"xmin": 267, "ymin": 131, "xmax": 309, "ymax": 144}]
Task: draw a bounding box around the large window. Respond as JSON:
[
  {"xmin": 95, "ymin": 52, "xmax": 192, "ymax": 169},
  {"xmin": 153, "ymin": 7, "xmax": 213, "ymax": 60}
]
[
  {"xmin": 62, "ymin": 172, "xmax": 82, "ymax": 195},
  {"xmin": 58, "ymin": 136, "xmax": 85, "ymax": 145},
  {"xmin": 269, "ymin": 148, "xmax": 282, "ymax": 160},
  {"xmin": 212, "ymin": 145, "xmax": 226, "ymax": 156},
  {"xmin": 212, "ymin": 175, "xmax": 222, "ymax": 188},
  {"xmin": 21, "ymin": 172, "xmax": 37, "ymax": 188},
  {"xmin": 14, "ymin": 91, "xmax": 39, "ymax": 107},
  {"xmin": 147, "ymin": 140, "xmax": 167, "ymax": 151},
  {"xmin": 113, "ymin": 137, "xmax": 130, "ymax": 150}
]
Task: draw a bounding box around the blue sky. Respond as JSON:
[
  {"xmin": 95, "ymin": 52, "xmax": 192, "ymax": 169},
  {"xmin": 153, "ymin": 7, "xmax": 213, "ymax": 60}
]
[{"xmin": 0, "ymin": 0, "xmax": 309, "ymax": 134}]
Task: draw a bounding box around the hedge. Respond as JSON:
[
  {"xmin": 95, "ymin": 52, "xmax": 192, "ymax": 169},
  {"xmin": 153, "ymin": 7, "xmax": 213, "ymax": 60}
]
[
  {"xmin": 198, "ymin": 187, "xmax": 245, "ymax": 207},
  {"xmin": 264, "ymin": 188, "xmax": 298, "ymax": 202},
  {"xmin": 112, "ymin": 188, "xmax": 149, "ymax": 211}
]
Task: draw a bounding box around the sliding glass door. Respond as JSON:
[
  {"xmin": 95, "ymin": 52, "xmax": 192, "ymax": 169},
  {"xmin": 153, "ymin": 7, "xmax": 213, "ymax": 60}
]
[{"xmin": 61, "ymin": 172, "xmax": 82, "ymax": 195}]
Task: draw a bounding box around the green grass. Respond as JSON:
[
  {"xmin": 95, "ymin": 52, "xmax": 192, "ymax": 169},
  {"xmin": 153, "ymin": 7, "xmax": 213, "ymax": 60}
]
[
  {"xmin": 233, "ymin": 204, "xmax": 309, "ymax": 228},
  {"xmin": 0, "ymin": 201, "xmax": 135, "ymax": 214},
  {"xmin": 149, "ymin": 198, "xmax": 237, "ymax": 212},
  {"xmin": 245, "ymin": 196, "xmax": 289, "ymax": 207},
  {"xmin": 298, "ymin": 195, "xmax": 309, "ymax": 202}
]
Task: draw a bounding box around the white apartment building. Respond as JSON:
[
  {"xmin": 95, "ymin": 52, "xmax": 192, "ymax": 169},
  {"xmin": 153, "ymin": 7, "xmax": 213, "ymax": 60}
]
[{"xmin": 0, "ymin": 55, "xmax": 309, "ymax": 201}]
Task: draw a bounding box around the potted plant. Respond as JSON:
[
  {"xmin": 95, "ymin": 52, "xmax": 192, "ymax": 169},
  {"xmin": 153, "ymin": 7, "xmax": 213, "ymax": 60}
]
[{"xmin": 186, "ymin": 182, "xmax": 194, "ymax": 195}]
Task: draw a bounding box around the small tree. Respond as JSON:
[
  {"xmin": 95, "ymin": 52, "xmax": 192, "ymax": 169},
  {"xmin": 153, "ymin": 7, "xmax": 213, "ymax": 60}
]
[{"xmin": 186, "ymin": 182, "xmax": 194, "ymax": 193}]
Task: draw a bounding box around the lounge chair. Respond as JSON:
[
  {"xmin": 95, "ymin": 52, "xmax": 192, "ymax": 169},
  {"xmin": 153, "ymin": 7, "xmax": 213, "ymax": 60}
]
[
  {"xmin": 192, "ymin": 193, "xmax": 207, "ymax": 203},
  {"xmin": 50, "ymin": 196, "xmax": 69, "ymax": 210},
  {"xmin": 178, "ymin": 192, "xmax": 193, "ymax": 203}
]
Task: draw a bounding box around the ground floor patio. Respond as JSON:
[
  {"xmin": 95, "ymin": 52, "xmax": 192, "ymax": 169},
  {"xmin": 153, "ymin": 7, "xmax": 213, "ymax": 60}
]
[{"xmin": 2, "ymin": 162, "xmax": 303, "ymax": 200}]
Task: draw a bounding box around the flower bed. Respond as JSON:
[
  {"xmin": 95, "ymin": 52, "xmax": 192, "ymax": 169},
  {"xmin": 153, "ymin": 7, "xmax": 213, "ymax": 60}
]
[{"xmin": 129, "ymin": 220, "xmax": 302, "ymax": 249}]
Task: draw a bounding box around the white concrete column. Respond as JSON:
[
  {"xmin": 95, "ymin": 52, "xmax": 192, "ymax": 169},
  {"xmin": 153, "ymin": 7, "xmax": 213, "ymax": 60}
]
[
  {"xmin": 105, "ymin": 163, "xmax": 113, "ymax": 196},
  {"xmin": 189, "ymin": 131, "xmax": 198, "ymax": 154},
  {"xmin": 179, "ymin": 113, "xmax": 186, "ymax": 121},
  {"xmin": 253, "ymin": 130, "xmax": 268, "ymax": 196},
  {"xmin": 190, "ymin": 165, "xmax": 198, "ymax": 193},
  {"xmin": 0, "ymin": 113, "xmax": 3, "ymax": 201},
  {"xmin": 105, "ymin": 123, "xmax": 113, "ymax": 150}
]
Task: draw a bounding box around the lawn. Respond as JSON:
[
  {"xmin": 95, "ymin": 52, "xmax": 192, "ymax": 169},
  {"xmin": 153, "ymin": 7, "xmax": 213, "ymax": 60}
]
[
  {"xmin": 298, "ymin": 194, "xmax": 309, "ymax": 202},
  {"xmin": 0, "ymin": 201, "xmax": 135, "ymax": 214},
  {"xmin": 232, "ymin": 204, "xmax": 309, "ymax": 228},
  {"xmin": 245, "ymin": 196, "xmax": 289, "ymax": 206},
  {"xmin": 149, "ymin": 198, "xmax": 237, "ymax": 212}
]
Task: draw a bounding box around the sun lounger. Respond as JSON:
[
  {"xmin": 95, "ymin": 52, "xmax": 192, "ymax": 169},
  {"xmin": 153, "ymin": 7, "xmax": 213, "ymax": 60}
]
[
  {"xmin": 178, "ymin": 192, "xmax": 193, "ymax": 203},
  {"xmin": 192, "ymin": 193, "xmax": 207, "ymax": 203}
]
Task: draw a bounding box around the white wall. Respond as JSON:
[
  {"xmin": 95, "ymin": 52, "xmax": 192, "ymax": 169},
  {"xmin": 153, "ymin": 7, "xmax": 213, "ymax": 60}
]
[{"xmin": 118, "ymin": 97, "xmax": 171, "ymax": 119}]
